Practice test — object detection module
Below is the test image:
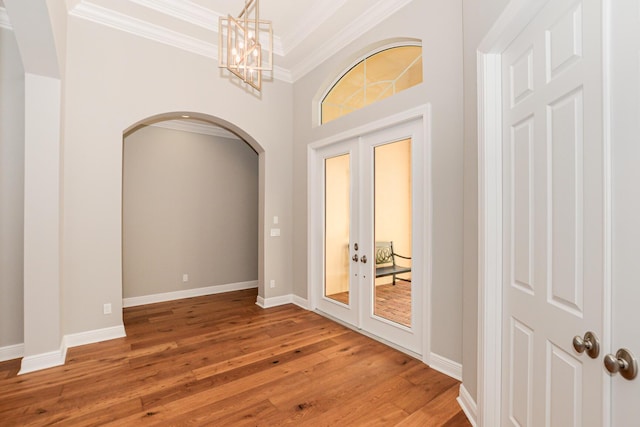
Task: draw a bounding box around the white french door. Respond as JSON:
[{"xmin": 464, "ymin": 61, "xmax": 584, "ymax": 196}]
[{"xmin": 312, "ymin": 116, "xmax": 426, "ymax": 356}]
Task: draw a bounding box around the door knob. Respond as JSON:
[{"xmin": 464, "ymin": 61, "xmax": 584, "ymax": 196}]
[
  {"xmin": 572, "ymin": 331, "xmax": 600, "ymax": 359},
  {"xmin": 360, "ymin": 255, "xmax": 367, "ymax": 263},
  {"xmin": 352, "ymin": 254, "xmax": 359, "ymax": 262},
  {"xmin": 604, "ymin": 348, "xmax": 638, "ymax": 380}
]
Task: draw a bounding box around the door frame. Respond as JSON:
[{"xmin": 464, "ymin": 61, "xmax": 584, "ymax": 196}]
[
  {"xmin": 307, "ymin": 104, "xmax": 432, "ymax": 361},
  {"xmin": 477, "ymin": 0, "xmax": 612, "ymax": 426}
]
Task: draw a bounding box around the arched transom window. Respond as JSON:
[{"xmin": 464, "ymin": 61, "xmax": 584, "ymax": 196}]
[{"xmin": 321, "ymin": 45, "xmax": 423, "ymax": 124}]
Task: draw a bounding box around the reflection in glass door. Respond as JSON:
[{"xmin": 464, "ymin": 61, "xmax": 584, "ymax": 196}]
[
  {"xmin": 324, "ymin": 154, "xmax": 350, "ymax": 305},
  {"xmin": 374, "ymin": 139, "xmax": 412, "ymax": 327}
]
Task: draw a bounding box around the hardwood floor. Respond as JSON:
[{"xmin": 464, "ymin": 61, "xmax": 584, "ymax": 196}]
[
  {"xmin": 0, "ymin": 289, "xmax": 471, "ymax": 426},
  {"xmin": 328, "ymin": 279, "xmax": 412, "ymax": 327}
]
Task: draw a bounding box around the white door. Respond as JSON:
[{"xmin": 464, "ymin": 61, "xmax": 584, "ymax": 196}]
[
  {"xmin": 610, "ymin": 0, "xmax": 640, "ymax": 423},
  {"xmin": 313, "ymin": 117, "xmax": 425, "ymax": 356},
  {"xmin": 359, "ymin": 119, "xmax": 424, "ymax": 354},
  {"xmin": 315, "ymin": 138, "xmax": 360, "ymax": 327},
  {"xmin": 501, "ymin": 0, "xmax": 607, "ymax": 425}
]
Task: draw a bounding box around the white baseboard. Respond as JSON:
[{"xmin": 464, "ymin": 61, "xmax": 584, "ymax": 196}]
[
  {"xmin": 256, "ymin": 294, "xmax": 293, "ymax": 308},
  {"xmin": 123, "ymin": 280, "xmax": 258, "ymax": 308},
  {"xmin": 292, "ymin": 295, "xmax": 310, "ymax": 310},
  {"xmin": 457, "ymin": 384, "xmax": 478, "ymax": 427},
  {"xmin": 429, "ymin": 352, "xmax": 462, "ymax": 381},
  {"xmin": 0, "ymin": 343, "xmax": 24, "ymax": 362},
  {"xmin": 18, "ymin": 325, "xmax": 126, "ymax": 375},
  {"xmin": 19, "ymin": 345, "xmax": 67, "ymax": 375},
  {"xmin": 64, "ymin": 325, "xmax": 126, "ymax": 348},
  {"xmin": 256, "ymin": 294, "xmax": 310, "ymax": 309}
]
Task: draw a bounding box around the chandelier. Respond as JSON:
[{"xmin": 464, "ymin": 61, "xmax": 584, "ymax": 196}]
[{"xmin": 218, "ymin": 0, "xmax": 273, "ymax": 91}]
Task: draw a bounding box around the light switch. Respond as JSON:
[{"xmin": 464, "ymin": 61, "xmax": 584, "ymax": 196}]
[
  {"xmin": 273, "ymin": 216, "xmax": 279, "ymax": 224},
  {"xmin": 270, "ymin": 228, "xmax": 281, "ymax": 237}
]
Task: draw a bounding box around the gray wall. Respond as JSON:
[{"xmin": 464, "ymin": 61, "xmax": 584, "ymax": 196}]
[
  {"xmin": 122, "ymin": 125, "xmax": 258, "ymax": 299},
  {"xmin": 462, "ymin": 0, "xmax": 511, "ymax": 401},
  {"xmin": 292, "ymin": 0, "xmax": 464, "ymax": 363},
  {"xmin": 59, "ymin": 15, "xmax": 293, "ymax": 336},
  {"xmin": 0, "ymin": 26, "xmax": 25, "ymax": 348}
]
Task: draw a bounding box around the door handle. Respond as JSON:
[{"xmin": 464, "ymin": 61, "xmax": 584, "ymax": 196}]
[
  {"xmin": 604, "ymin": 348, "xmax": 638, "ymax": 380},
  {"xmin": 360, "ymin": 255, "xmax": 367, "ymax": 263},
  {"xmin": 572, "ymin": 331, "xmax": 600, "ymax": 359}
]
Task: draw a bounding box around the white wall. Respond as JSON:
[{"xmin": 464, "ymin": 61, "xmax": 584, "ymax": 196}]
[
  {"xmin": 292, "ymin": 0, "xmax": 464, "ymax": 363},
  {"xmin": 461, "ymin": 0, "xmax": 511, "ymax": 402},
  {"xmin": 122, "ymin": 125, "xmax": 258, "ymax": 298},
  {"xmin": 0, "ymin": 26, "xmax": 25, "ymax": 349},
  {"xmin": 60, "ymin": 16, "xmax": 293, "ymax": 335}
]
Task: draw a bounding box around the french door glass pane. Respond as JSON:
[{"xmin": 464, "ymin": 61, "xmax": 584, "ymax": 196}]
[
  {"xmin": 324, "ymin": 154, "xmax": 350, "ymax": 304},
  {"xmin": 374, "ymin": 139, "xmax": 412, "ymax": 326}
]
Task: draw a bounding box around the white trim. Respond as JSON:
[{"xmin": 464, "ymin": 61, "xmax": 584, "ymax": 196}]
[
  {"xmin": 63, "ymin": 326, "xmax": 126, "ymax": 349},
  {"xmin": 292, "ymin": 295, "xmax": 310, "ymax": 310},
  {"xmin": 19, "ymin": 345, "xmax": 67, "ymax": 375},
  {"xmin": 18, "ymin": 325, "xmax": 127, "ymax": 375},
  {"xmin": 290, "ymin": 0, "xmax": 414, "ymax": 81},
  {"xmin": 151, "ymin": 120, "xmax": 240, "ymax": 140},
  {"xmin": 457, "ymin": 384, "xmax": 478, "ymax": 427},
  {"xmin": 477, "ymin": 50, "xmax": 503, "ymax": 427},
  {"xmin": 429, "ymin": 352, "xmax": 462, "ymax": 381},
  {"xmin": 0, "ymin": 343, "xmax": 24, "ymax": 362},
  {"xmin": 70, "ymin": 2, "xmax": 215, "ymax": 57},
  {"xmin": 123, "ymin": 280, "xmax": 258, "ymax": 308},
  {"xmin": 309, "ymin": 105, "xmax": 431, "ymax": 150},
  {"xmin": 601, "ymin": 0, "xmax": 613, "ymax": 424},
  {"xmin": 0, "ymin": 7, "xmax": 11, "ymax": 30},
  {"xmin": 68, "ymin": 0, "xmax": 413, "ymax": 83},
  {"xmin": 256, "ymin": 294, "xmax": 293, "ymax": 309},
  {"xmin": 129, "ymin": 0, "xmax": 285, "ymax": 55},
  {"xmin": 279, "ymin": 0, "xmax": 349, "ymax": 55},
  {"xmin": 129, "ymin": 0, "xmax": 219, "ymax": 32},
  {"xmin": 477, "ymin": 3, "xmax": 547, "ymax": 423}
]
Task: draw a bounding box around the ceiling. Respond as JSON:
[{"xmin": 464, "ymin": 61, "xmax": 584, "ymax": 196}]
[{"xmin": 65, "ymin": 0, "xmax": 414, "ymax": 82}]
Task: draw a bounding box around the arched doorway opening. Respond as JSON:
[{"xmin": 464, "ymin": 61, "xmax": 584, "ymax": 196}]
[{"xmin": 121, "ymin": 112, "xmax": 265, "ymax": 308}]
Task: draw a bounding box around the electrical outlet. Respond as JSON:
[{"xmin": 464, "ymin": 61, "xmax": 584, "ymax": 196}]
[
  {"xmin": 103, "ymin": 303, "xmax": 112, "ymax": 315},
  {"xmin": 182, "ymin": 274, "xmax": 189, "ymax": 283},
  {"xmin": 270, "ymin": 279, "xmax": 276, "ymax": 289}
]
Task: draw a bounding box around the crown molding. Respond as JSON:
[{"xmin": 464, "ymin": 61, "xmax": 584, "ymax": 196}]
[
  {"xmin": 0, "ymin": 7, "xmax": 12, "ymax": 30},
  {"xmin": 128, "ymin": 0, "xmax": 285, "ymax": 55},
  {"xmin": 69, "ymin": 0, "xmax": 414, "ymax": 84},
  {"xmin": 130, "ymin": 0, "xmax": 217, "ymax": 31},
  {"xmin": 151, "ymin": 119, "xmax": 241, "ymax": 140},
  {"xmin": 70, "ymin": 1, "xmax": 216, "ymax": 57},
  {"xmin": 290, "ymin": 0, "xmax": 415, "ymax": 81},
  {"xmin": 279, "ymin": 0, "xmax": 348, "ymax": 55},
  {"xmin": 69, "ymin": 1, "xmax": 291, "ymax": 81}
]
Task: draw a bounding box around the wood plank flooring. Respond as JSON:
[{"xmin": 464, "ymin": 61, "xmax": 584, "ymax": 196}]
[
  {"xmin": 0, "ymin": 289, "xmax": 471, "ymax": 426},
  {"xmin": 328, "ymin": 279, "xmax": 412, "ymax": 327}
]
